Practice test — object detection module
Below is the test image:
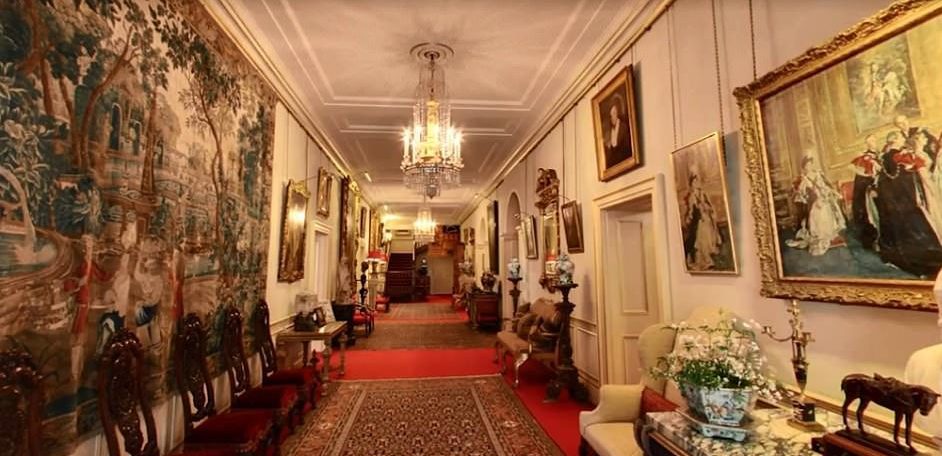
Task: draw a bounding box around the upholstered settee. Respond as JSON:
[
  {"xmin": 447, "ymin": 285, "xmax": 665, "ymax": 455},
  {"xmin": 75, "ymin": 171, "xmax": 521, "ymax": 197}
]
[
  {"xmin": 579, "ymin": 306, "xmax": 731, "ymax": 456},
  {"xmin": 494, "ymin": 298, "xmax": 561, "ymax": 387}
]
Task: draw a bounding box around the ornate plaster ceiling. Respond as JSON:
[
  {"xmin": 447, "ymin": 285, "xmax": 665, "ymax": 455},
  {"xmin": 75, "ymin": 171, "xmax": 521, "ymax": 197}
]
[{"xmin": 229, "ymin": 0, "xmax": 640, "ymax": 226}]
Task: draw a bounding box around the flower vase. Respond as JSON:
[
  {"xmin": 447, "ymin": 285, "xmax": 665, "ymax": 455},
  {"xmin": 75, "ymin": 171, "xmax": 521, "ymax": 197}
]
[{"xmin": 681, "ymin": 384, "xmax": 756, "ymax": 427}]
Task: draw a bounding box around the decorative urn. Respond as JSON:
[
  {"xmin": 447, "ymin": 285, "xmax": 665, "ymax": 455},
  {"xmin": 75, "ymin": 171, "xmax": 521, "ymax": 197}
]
[
  {"xmin": 508, "ymin": 258, "xmax": 522, "ymax": 280},
  {"xmin": 555, "ymin": 254, "xmax": 575, "ymax": 285},
  {"xmin": 480, "ymin": 270, "xmax": 497, "ymax": 292},
  {"xmin": 417, "ymin": 258, "xmax": 429, "ymax": 276}
]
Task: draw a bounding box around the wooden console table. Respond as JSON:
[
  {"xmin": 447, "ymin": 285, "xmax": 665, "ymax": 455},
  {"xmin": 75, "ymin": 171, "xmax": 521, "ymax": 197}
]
[{"xmin": 278, "ymin": 321, "xmax": 348, "ymax": 388}]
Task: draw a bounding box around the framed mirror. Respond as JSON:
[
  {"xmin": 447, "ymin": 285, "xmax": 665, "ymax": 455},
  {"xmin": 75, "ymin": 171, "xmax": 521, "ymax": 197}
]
[{"xmin": 535, "ymin": 168, "xmax": 560, "ymax": 291}]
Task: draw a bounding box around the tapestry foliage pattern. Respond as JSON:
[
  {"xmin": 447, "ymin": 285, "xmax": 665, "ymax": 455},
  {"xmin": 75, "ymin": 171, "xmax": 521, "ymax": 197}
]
[{"xmin": 0, "ymin": 0, "xmax": 276, "ymax": 452}]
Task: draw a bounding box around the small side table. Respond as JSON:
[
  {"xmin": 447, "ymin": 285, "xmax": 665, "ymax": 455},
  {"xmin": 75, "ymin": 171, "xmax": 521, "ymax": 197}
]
[{"xmin": 278, "ymin": 321, "xmax": 348, "ymax": 388}]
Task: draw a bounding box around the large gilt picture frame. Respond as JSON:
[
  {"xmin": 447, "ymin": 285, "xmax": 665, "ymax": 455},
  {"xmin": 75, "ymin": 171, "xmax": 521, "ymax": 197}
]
[
  {"xmin": 316, "ymin": 167, "xmax": 331, "ymax": 217},
  {"xmin": 278, "ymin": 180, "xmax": 310, "ymax": 282},
  {"xmin": 734, "ymin": 0, "xmax": 942, "ymax": 310},
  {"xmin": 592, "ymin": 65, "xmax": 641, "ymax": 181},
  {"xmin": 670, "ymin": 132, "xmax": 738, "ymax": 275}
]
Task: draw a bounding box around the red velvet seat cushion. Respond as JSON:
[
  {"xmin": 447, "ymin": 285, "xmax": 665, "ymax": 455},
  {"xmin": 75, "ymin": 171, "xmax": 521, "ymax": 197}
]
[
  {"xmin": 352, "ymin": 314, "xmax": 370, "ymax": 324},
  {"xmin": 232, "ymin": 385, "xmax": 298, "ymax": 410},
  {"xmin": 183, "ymin": 450, "xmax": 239, "ymax": 456},
  {"xmin": 264, "ymin": 367, "xmax": 317, "ymax": 386},
  {"xmin": 187, "ymin": 410, "xmax": 273, "ymax": 445},
  {"xmin": 376, "ymin": 296, "xmax": 390, "ymax": 304}
]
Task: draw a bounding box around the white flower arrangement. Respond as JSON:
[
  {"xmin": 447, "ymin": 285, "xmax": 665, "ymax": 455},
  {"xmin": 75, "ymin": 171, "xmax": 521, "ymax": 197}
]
[{"xmin": 650, "ymin": 318, "xmax": 780, "ymax": 399}]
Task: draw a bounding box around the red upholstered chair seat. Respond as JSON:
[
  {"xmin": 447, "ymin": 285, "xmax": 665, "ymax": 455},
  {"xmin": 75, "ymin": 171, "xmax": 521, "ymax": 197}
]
[
  {"xmin": 352, "ymin": 313, "xmax": 370, "ymax": 324},
  {"xmin": 233, "ymin": 385, "xmax": 299, "ymax": 410},
  {"xmin": 187, "ymin": 410, "xmax": 274, "ymax": 445},
  {"xmin": 263, "ymin": 366, "xmax": 317, "ymax": 386}
]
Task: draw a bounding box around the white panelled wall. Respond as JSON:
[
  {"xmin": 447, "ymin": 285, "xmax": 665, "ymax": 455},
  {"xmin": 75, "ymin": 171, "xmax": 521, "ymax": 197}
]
[{"xmin": 461, "ymin": 0, "xmax": 937, "ymax": 408}]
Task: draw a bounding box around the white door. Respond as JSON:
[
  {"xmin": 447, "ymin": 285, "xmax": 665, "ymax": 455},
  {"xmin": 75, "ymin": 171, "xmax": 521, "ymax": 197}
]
[
  {"xmin": 601, "ymin": 197, "xmax": 662, "ymax": 385},
  {"xmin": 313, "ymin": 231, "xmax": 329, "ymax": 299}
]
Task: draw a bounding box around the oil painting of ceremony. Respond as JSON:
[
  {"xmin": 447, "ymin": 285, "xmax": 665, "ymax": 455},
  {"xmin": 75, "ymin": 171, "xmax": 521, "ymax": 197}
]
[
  {"xmin": 0, "ymin": 0, "xmax": 275, "ymax": 453},
  {"xmin": 761, "ymin": 23, "xmax": 942, "ymax": 282}
]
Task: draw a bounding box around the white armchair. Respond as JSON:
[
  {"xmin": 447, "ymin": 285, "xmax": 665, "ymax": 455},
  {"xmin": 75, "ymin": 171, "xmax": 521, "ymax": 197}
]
[{"xmin": 578, "ymin": 306, "xmax": 732, "ymax": 456}]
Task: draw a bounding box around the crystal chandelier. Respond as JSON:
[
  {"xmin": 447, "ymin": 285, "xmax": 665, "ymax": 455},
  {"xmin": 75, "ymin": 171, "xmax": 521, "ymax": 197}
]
[
  {"xmin": 401, "ymin": 44, "xmax": 463, "ymax": 199},
  {"xmin": 413, "ymin": 204, "xmax": 436, "ymax": 244}
]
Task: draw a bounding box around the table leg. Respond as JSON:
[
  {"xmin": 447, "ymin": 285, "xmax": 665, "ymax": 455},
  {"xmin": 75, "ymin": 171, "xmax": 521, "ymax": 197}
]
[
  {"xmin": 339, "ymin": 333, "xmax": 347, "ymax": 377},
  {"xmin": 302, "ymin": 341, "xmax": 310, "ymax": 367},
  {"xmin": 321, "ymin": 345, "xmax": 332, "ymax": 384}
]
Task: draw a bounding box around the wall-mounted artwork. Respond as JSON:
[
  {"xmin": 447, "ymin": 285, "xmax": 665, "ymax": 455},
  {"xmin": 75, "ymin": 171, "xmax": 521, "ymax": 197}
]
[
  {"xmin": 735, "ymin": 0, "xmax": 942, "ymax": 310},
  {"xmin": 0, "ymin": 0, "xmax": 276, "ymax": 452},
  {"xmin": 523, "ymin": 215, "xmax": 538, "ymax": 259},
  {"xmin": 670, "ymin": 133, "xmax": 738, "ymax": 275},
  {"xmin": 278, "ymin": 181, "xmax": 309, "ymax": 282},
  {"xmin": 359, "ymin": 206, "xmax": 368, "ymax": 239},
  {"xmin": 561, "ymin": 201, "xmax": 585, "ymax": 254},
  {"xmin": 488, "ymin": 200, "xmax": 500, "ymax": 274},
  {"xmin": 592, "ymin": 65, "xmax": 641, "ymax": 181},
  {"xmin": 316, "ymin": 167, "xmax": 331, "ymax": 217}
]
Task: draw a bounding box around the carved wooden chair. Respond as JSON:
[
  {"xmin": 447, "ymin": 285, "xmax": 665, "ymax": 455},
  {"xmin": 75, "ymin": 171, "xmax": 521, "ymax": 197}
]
[
  {"xmin": 222, "ymin": 305, "xmax": 302, "ymax": 431},
  {"xmin": 254, "ymin": 300, "xmax": 319, "ymax": 409},
  {"xmin": 0, "ymin": 346, "xmax": 43, "ymax": 456},
  {"xmin": 98, "ymin": 328, "xmax": 230, "ymax": 456},
  {"xmin": 174, "ymin": 313, "xmax": 279, "ymax": 456}
]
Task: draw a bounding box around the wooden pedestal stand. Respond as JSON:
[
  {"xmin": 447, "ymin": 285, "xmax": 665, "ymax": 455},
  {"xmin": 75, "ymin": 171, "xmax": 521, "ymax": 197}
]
[
  {"xmin": 508, "ymin": 277, "xmax": 523, "ymax": 316},
  {"xmin": 359, "ymin": 261, "xmax": 369, "ymax": 308},
  {"xmin": 545, "ymin": 282, "xmax": 589, "ymax": 402}
]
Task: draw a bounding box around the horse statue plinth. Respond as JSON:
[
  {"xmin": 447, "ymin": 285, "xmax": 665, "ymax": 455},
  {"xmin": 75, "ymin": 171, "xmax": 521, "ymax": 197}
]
[{"xmin": 836, "ymin": 373, "xmax": 939, "ymax": 455}]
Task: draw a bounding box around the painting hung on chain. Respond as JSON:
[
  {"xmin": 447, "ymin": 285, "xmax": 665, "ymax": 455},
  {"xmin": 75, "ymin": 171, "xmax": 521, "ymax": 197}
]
[
  {"xmin": 736, "ymin": 0, "xmax": 942, "ymax": 309},
  {"xmin": 0, "ymin": 0, "xmax": 276, "ymax": 452}
]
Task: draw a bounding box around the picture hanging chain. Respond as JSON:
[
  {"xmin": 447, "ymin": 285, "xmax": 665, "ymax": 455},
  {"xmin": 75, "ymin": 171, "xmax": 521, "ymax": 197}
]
[
  {"xmin": 561, "ymin": 116, "xmax": 566, "ymax": 199},
  {"xmin": 710, "ymin": 0, "xmax": 725, "ymax": 137},
  {"xmin": 667, "ymin": 7, "xmax": 678, "ymax": 149},
  {"xmin": 748, "ymin": 0, "xmax": 758, "ymax": 81}
]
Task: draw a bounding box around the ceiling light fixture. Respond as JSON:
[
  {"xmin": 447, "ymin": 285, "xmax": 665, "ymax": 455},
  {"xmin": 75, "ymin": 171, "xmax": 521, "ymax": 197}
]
[
  {"xmin": 413, "ymin": 200, "xmax": 436, "ymax": 245},
  {"xmin": 401, "ymin": 43, "xmax": 463, "ymax": 200}
]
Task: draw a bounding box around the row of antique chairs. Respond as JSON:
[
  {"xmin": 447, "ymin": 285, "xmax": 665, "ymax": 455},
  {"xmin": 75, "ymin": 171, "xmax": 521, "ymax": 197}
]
[{"xmin": 2, "ymin": 300, "xmax": 318, "ymax": 456}]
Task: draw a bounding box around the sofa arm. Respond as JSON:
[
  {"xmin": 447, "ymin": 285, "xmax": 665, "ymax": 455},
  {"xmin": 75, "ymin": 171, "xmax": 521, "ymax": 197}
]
[{"xmin": 579, "ymin": 384, "xmax": 644, "ymax": 434}]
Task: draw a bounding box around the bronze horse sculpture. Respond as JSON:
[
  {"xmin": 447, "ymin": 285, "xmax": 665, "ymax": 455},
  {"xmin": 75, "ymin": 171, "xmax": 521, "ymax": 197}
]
[{"xmin": 841, "ymin": 373, "xmax": 939, "ymax": 452}]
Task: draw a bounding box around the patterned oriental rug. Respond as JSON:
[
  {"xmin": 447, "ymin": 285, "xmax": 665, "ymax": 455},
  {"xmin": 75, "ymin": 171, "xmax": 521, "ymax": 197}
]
[
  {"xmin": 376, "ymin": 300, "xmax": 466, "ymax": 323},
  {"xmin": 284, "ymin": 376, "xmax": 564, "ymax": 456},
  {"xmin": 354, "ymin": 321, "xmax": 496, "ymax": 350}
]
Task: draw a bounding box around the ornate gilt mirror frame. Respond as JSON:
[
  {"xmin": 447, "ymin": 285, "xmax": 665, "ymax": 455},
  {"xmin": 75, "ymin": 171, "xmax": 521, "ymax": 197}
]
[
  {"xmin": 535, "ymin": 168, "xmax": 561, "ymax": 292},
  {"xmin": 734, "ymin": 0, "xmax": 941, "ymax": 311}
]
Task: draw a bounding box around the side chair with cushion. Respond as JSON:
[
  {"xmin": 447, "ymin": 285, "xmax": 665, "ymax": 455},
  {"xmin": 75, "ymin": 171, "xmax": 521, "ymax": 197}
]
[
  {"xmin": 494, "ymin": 298, "xmax": 562, "ymax": 387},
  {"xmin": 0, "ymin": 345, "xmax": 43, "ymax": 456},
  {"xmin": 222, "ymin": 306, "xmax": 302, "ymax": 431},
  {"xmin": 98, "ymin": 328, "xmax": 231, "ymax": 456},
  {"xmin": 578, "ymin": 306, "xmax": 733, "ymax": 456},
  {"xmin": 175, "ymin": 313, "xmax": 279, "ymax": 456},
  {"xmin": 254, "ymin": 300, "xmax": 319, "ymax": 408}
]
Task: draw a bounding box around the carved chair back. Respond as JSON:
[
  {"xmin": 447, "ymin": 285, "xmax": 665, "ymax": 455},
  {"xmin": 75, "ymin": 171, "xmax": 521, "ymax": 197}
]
[
  {"xmin": 97, "ymin": 329, "xmax": 159, "ymax": 456},
  {"xmin": 0, "ymin": 347, "xmax": 43, "ymax": 456},
  {"xmin": 174, "ymin": 313, "xmax": 216, "ymax": 435},
  {"xmin": 221, "ymin": 305, "xmax": 253, "ymax": 398},
  {"xmin": 253, "ymin": 300, "xmax": 278, "ymax": 378}
]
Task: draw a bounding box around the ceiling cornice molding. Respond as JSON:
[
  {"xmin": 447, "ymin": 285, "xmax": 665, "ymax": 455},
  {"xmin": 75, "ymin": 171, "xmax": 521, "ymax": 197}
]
[
  {"xmin": 455, "ymin": 0, "xmax": 675, "ymax": 224},
  {"xmin": 200, "ymin": 0, "xmax": 375, "ymax": 206}
]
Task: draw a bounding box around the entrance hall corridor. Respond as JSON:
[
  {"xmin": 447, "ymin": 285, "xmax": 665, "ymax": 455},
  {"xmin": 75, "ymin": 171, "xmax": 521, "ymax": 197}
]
[{"xmin": 283, "ymin": 295, "xmax": 589, "ymax": 456}]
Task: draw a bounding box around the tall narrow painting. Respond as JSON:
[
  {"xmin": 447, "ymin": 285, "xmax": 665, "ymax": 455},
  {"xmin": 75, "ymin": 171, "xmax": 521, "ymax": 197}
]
[
  {"xmin": 278, "ymin": 181, "xmax": 309, "ymax": 282},
  {"xmin": 670, "ymin": 133, "xmax": 738, "ymax": 275},
  {"xmin": 735, "ymin": 0, "xmax": 942, "ymax": 310}
]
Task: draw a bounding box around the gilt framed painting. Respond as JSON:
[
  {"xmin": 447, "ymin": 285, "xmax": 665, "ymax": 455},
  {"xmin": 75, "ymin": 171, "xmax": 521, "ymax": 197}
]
[
  {"xmin": 561, "ymin": 201, "xmax": 585, "ymax": 253},
  {"xmin": 670, "ymin": 133, "xmax": 738, "ymax": 275},
  {"xmin": 316, "ymin": 167, "xmax": 331, "ymax": 217},
  {"xmin": 592, "ymin": 65, "xmax": 641, "ymax": 181},
  {"xmin": 523, "ymin": 215, "xmax": 538, "ymax": 259},
  {"xmin": 278, "ymin": 180, "xmax": 310, "ymax": 282},
  {"xmin": 734, "ymin": 0, "xmax": 942, "ymax": 310}
]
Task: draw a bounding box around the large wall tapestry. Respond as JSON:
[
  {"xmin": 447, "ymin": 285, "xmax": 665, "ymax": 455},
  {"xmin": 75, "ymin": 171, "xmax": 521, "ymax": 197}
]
[
  {"xmin": 735, "ymin": 0, "xmax": 942, "ymax": 310},
  {"xmin": 0, "ymin": 0, "xmax": 276, "ymax": 452}
]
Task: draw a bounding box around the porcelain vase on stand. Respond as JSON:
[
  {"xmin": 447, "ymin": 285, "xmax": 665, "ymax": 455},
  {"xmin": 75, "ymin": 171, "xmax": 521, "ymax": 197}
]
[{"xmin": 681, "ymin": 384, "xmax": 756, "ymax": 427}]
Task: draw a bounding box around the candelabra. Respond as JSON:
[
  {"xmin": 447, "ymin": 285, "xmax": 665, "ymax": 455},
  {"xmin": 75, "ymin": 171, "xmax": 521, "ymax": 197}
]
[{"xmin": 761, "ymin": 299, "xmax": 823, "ymax": 431}]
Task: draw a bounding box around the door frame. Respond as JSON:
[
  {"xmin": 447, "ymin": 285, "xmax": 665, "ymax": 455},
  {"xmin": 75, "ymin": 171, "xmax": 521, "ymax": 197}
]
[{"xmin": 591, "ymin": 174, "xmax": 674, "ymax": 385}]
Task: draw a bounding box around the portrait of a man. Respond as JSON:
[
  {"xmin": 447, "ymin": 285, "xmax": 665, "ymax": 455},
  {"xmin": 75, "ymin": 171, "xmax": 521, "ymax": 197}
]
[{"xmin": 592, "ymin": 65, "xmax": 641, "ymax": 181}]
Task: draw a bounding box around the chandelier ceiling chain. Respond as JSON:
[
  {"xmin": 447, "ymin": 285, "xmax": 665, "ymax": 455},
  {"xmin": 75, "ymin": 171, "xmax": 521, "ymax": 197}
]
[{"xmin": 401, "ymin": 43, "xmax": 463, "ymax": 200}]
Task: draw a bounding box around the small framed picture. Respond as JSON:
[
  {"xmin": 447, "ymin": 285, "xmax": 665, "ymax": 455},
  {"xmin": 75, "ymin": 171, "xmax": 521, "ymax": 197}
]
[
  {"xmin": 523, "ymin": 215, "xmax": 538, "ymax": 259},
  {"xmin": 561, "ymin": 201, "xmax": 584, "ymax": 253}
]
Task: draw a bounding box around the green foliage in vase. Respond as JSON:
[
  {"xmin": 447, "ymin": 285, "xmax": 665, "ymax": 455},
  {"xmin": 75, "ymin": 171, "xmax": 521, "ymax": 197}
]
[{"xmin": 651, "ymin": 319, "xmax": 780, "ymax": 399}]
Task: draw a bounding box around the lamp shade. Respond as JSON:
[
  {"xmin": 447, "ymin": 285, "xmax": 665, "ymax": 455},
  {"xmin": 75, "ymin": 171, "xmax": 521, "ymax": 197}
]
[{"xmin": 367, "ymin": 249, "xmax": 387, "ymax": 263}]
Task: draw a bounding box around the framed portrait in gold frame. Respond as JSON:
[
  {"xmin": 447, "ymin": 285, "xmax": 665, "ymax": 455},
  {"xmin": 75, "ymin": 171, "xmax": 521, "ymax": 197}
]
[
  {"xmin": 316, "ymin": 167, "xmax": 331, "ymax": 217},
  {"xmin": 670, "ymin": 132, "xmax": 738, "ymax": 275},
  {"xmin": 278, "ymin": 180, "xmax": 310, "ymax": 282},
  {"xmin": 734, "ymin": 0, "xmax": 942, "ymax": 310},
  {"xmin": 592, "ymin": 65, "xmax": 641, "ymax": 181}
]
